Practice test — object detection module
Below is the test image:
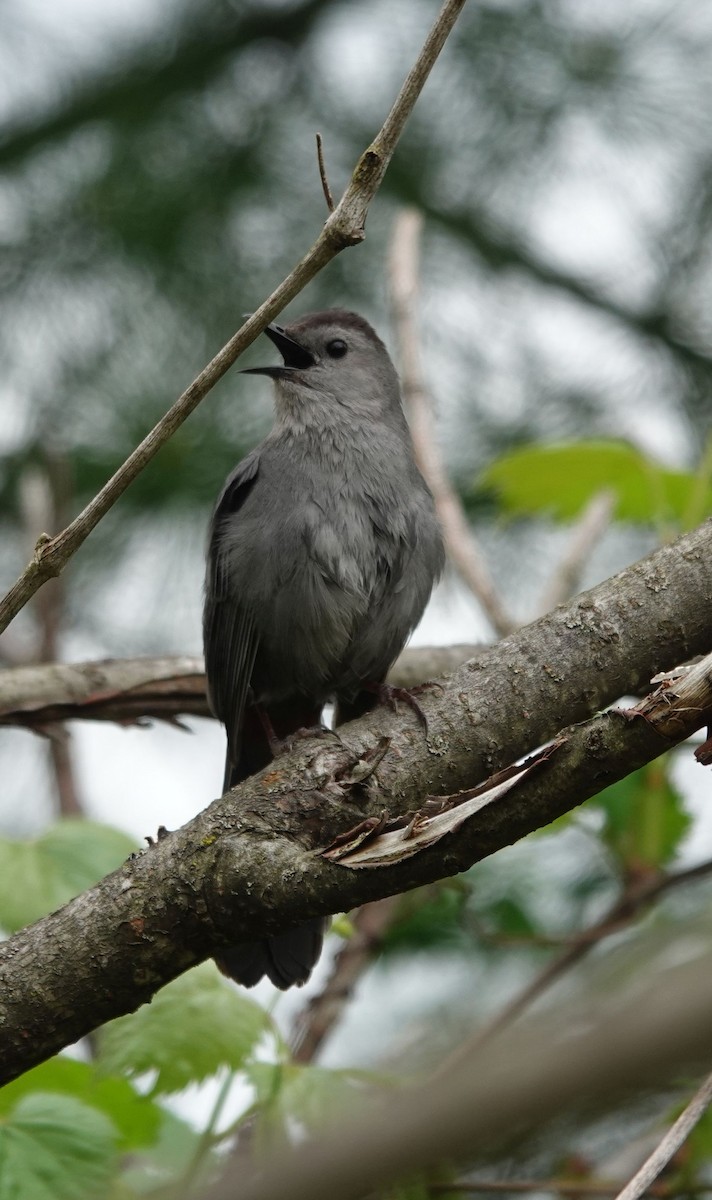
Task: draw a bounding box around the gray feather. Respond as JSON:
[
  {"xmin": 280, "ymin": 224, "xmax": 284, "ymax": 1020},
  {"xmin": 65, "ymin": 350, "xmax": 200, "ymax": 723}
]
[{"xmin": 203, "ymin": 309, "xmax": 444, "ymax": 989}]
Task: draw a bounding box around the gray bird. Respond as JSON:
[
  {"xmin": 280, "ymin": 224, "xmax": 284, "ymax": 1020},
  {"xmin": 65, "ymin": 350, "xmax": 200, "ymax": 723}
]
[{"xmin": 203, "ymin": 308, "xmax": 444, "ymax": 988}]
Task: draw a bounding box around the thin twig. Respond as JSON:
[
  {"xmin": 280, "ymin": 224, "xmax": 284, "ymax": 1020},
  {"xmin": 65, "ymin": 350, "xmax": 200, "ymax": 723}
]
[
  {"xmin": 389, "ymin": 208, "xmax": 515, "ymax": 638},
  {"xmin": 429, "ymin": 1180, "xmax": 712, "ymax": 1197},
  {"xmin": 613, "ymin": 1069, "xmax": 712, "ymax": 1200},
  {"xmin": 291, "ymin": 897, "xmax": 400, "ymax": 1064},
  {"xmin": 0, "ymin": 0, "xmax": 468, "ymax": 637},
  {"xmin": 434, "ymin": 856, "xmax": 712, "ymax": 1079},
  {"xmin": 315, "ymin": 132, "xmax": 334, "ymax": 212},
  {"xmin": 538, "ymin": 491, "xmax": 615, "ymax": 614}
]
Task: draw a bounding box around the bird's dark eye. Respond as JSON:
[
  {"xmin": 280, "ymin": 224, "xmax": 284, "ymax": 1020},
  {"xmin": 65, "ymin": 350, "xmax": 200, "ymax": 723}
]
[{"xmin": 326, "ymin": 339, "xmax": 348, "ymax": 359}]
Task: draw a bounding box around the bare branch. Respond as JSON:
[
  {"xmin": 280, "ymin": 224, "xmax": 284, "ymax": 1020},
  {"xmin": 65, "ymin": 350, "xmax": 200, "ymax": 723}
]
[
  {"xmin": 389, "ymin": 208, "xmax": 515, "ymax": 637},
  {"xmin": 3, "ymin": 519, "xmax": 712, "ymax": 1081},
  {"xmin": 0, "ymin": 0, "xmax": 468, "ymax": 636},
  {"xmin": 429, "ymin": 1181, "xmax": 712, "ymax": 1197},
  {"xmin": 0, "ymin": 645, "xmax": 482, "ymax": 728},
  {"xmin": 614, "ymin": 1070, "xmax": 712, "ymax": 1200},
  {"xmin": 538, "ymin": 491, "xmax": 615, "ymax": 614}
]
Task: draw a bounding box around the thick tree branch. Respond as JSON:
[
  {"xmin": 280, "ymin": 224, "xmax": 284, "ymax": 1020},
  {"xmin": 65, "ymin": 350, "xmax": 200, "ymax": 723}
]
[
  {"xmin": 1, "ymin": 521, "xmax": 712, "ymax": 1083},
  {"xmin": 0, "ymin": 0, "xmax": 468, "ymax": 636},
  {"xmin": 0, "ymin": 645, "xmax": 481, "ymax": 728}
]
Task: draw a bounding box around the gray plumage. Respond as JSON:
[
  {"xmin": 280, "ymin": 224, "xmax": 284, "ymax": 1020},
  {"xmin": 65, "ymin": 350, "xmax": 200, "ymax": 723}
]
[{"xmin": 203, "ymin": 309, "xmax": 444, "ymax": 989}]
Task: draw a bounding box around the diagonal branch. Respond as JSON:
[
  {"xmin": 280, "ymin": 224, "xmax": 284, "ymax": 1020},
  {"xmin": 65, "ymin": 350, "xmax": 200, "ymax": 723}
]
[
  {"xmin": 613, "ymin": 1070, "xmax": 712, "ymax": 1200},
  {"xmin": 0, "ymin": 0, "xmax": 468, "ymax": 637},
  {"xmin": 2, "ymin": 519, "xmax": 712, "ymax": 1084}
]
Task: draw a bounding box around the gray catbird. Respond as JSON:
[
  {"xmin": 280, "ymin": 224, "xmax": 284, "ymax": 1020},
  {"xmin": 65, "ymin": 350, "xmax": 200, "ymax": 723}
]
[{"xmin": 203, "ymin": 308, "xmax": 444, "ymax": 988}]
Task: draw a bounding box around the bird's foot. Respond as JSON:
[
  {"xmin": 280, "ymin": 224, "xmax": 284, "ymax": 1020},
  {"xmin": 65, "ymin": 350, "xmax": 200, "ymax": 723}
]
[
  {"xmin": 277, "ymin": 724, "xmax": 344, "ymax": 756},
  {"xmin": 366, "ymin": 680, "xmax": 441, "ymax": 734},
  {"xmin": 254, "ymin": 705, "xmax": 342, "ymax": 758},
  {"xmin": 145, "ymin": 824, "xmax": 171, "ymax": 848}
]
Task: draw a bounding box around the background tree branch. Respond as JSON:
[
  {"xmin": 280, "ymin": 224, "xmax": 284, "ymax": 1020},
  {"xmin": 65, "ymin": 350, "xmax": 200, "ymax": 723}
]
[
  {"xmin": 389, "ymin": 208, "xmax": 515, "ymax": 637},
  {"xmin": 2, "ymin": 519, "xmax": 712, "ymax": 1085},
  {"xmin": 0, "ymin": 644, "xmax": 482, "ymax": 728},
  {"xmin": 204, "ymin": 955, "xmax": 712, "ymax": 1200}
]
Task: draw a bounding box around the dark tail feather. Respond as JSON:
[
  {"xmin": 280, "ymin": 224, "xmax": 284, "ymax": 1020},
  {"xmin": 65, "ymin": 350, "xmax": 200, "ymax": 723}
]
[
  {"xmin": 215, "ymin": 919, "xmax": 326, "ymax": 990},
  {"xmin": 223, "ymin": 699, "xmax": 324, "ymax": 790},
  {"xmin": 218, "ymin": 698, "xmax": 327, "ymax": 989}
]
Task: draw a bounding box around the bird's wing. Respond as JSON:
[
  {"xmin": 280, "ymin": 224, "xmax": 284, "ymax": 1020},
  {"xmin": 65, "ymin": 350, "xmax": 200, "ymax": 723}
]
[{"xmin": 203, "ymin": 451, "xmax": 261, "ymax": 773}]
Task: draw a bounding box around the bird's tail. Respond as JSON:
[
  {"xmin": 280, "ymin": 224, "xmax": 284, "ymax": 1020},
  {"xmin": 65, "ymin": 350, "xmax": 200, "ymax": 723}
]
[{"xmin": 216, "ymin": 701, "xmax": 328, "ymax": 990}]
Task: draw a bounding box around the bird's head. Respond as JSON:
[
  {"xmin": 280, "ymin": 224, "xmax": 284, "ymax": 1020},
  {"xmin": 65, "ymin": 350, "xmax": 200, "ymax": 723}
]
[{"xmin": 242, "ymin": 309, "xmax": 404, "ymax": 427}]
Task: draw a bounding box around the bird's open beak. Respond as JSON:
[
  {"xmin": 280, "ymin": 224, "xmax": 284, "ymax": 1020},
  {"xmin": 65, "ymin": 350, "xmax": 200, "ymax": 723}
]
[{"xmin": 241, "ymin": 323, "xmax": 315, "ymax": 377}]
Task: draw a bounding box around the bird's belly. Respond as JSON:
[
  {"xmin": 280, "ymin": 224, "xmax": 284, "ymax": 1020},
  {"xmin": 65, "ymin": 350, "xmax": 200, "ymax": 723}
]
[
  {"xmin": 249, "ymin": 567, "xmax": 369, "ymax": 704},
  {"xmin": 249, "ymin": 558, "xmax": 425, "ymax": 706}
]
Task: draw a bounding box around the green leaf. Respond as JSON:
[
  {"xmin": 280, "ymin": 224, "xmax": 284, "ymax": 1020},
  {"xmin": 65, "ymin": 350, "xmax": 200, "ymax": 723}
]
[
  {"xmin": 382, "ymin": 883, "xmax": 469, "ymax": 952},
  {"xmin": 0, "ymin": 1091, "xmax": 118, "ymax": 1200},
  {"xmin": 247, "ymin": 1062, "xmax": 375, "ymax": 1148},
  {"xmin": 480, "ymin": 440, "xmax": 711, "ymax": 525},
  {"xmin": 588, "ymin": 760, "xmax": 691, "ymax": 872},
  {"xmin": 0, "ymin": 1057, "xmax": 160, "ymax": 1151},
  {"xmin": 482, "ymin": 895, "xmax": 540, "ymax": 938},
  {"xmin": 330, "ymin": 913, "xmax": 356, "ymax": 939},
  {"xmin": 97, "ymin": 963, "xmax": 270, "ymax": 1094},
  {"xmin": 0, "ymin": 820, "xmax": 136, "ymax": 933},
  {"xmin": 119, "ymin": 1108, "xmax": 203, "ymax": 1195},
  {"xmin": 380, "ymin": 1177, "xmax": 433, "ymax": 1200}
]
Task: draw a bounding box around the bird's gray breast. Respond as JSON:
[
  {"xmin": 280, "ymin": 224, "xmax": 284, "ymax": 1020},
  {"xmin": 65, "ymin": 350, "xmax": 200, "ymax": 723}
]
[{"xmin": 221, "ymin": 430, "xmax": 439, "ymax": 702}]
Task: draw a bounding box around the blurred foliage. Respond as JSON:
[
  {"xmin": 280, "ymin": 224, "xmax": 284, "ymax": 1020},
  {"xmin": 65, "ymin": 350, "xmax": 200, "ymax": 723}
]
[
  {"xmin": 0, "ymin": 819, "xmax": 136, "ymax": 932},
  {"xmin": 246, "ymin": 1060, "xmax": 375, "ymax": 1150},
  {"xmin": 480, "ymin": 439, "xmax": 712, "ymax": 530},
  {"xmin": 590, "ymin": 760, "xmax": 692, "ymax": 877},
  {"xmin": 97, "ymin": 962, "xmax": 270, "ymax": 1094},
  {"xmin": 382, "ymin": 881, "xmax": 472, "ymax": 954},
  {"xmin": 0, "ymin": 1058, "xmax": 161, "ymax": 1152},
  {"xmin": 380, "ymin": 760, "xmax": 692, "ymax": 959},
  {"xmin": 0, "ymin": 1091, "xmax": 118, "ymax": 1200},
  {"xmin": 4, "ymin": 0, "xmax": 712, "ymax": 1195}
]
